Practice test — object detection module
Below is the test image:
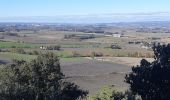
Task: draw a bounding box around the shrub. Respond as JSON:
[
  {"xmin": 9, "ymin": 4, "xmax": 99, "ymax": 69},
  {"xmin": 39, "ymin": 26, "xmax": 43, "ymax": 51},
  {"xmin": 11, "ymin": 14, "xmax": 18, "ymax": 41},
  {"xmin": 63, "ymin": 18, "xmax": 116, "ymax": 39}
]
[
  {"xmin": 0, "ymin": 53, "xmax": 88, "ymax": 100},
  {"xmin": 10, "ymin": 48, "xmax": 26, "ymax": 54},
  {"xmin": 46, "ymin": 45, "xmax": 61, "ymax": 50},
  {"xmin": 91, "ymin": 51, "xmax": 103, "ymax": 57},
  {"xmin": 125, "ymin": 44, "xmax": 170, "ymax": 100},
  {"xmin": 72, "ymin": 51, "xmax": 81, "ymax": 57},
  {"xmin": 88, "ymin": 86, "xmax": 138, "ymax": 100}
]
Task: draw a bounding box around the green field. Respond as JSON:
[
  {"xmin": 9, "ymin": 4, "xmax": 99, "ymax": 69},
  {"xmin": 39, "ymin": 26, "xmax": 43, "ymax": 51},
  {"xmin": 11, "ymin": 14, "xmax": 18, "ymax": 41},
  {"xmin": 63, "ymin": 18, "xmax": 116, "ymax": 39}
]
[
  {"xmin": 0, "ymin": 52, "xmax": 86, "ymax": 63},
  {"xmin": 0, "ymin": 41, "xmax": 38, "ymax": 48},
  {"xmin": 0, "ymin": 52, "xmax": 37, "ymax": 61},
  {"xmin": 61, "ymin": 44, "xmax": 110, "ymax": 48},
  {"xmin": 60, "ymin": 57, "xmax": 85, "ymax": 62}
]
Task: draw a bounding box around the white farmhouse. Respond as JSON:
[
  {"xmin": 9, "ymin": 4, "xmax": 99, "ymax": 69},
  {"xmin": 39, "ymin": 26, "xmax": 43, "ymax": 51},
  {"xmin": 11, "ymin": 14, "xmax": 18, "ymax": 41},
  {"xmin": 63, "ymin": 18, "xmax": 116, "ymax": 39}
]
[{"xmin": 112, "ymin": 33, "xmax": 122, "ymax": 38}]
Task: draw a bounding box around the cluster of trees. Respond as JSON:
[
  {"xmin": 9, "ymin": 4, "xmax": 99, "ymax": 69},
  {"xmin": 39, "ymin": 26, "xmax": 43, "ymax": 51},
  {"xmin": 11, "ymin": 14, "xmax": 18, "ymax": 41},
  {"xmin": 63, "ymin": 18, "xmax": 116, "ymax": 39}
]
[
  {"xmin": 110, "ymin": 44, "xmax": 121, "ymax": 49},
  {"xmin": 46, "ymin": 45, "xmax": 61, "ymax": 51},
  {"xmin": 3, "ymin": 33, "xmax": 19, "ymax": 37},
  {"xmin": 125, "ymin": 44, "xmax": 170, "ymax": 100},
  {"xmin": 9, "ymin": 48, "xmax": 40, "ymax": 55},
  {"xmin": 40, "ymin": 45, "xmax": 61, "ymax": 51},
  {"xmin": 72, "ymin": 51, "xmax": 104, "ymax": 57},
  {"xmin": 127, "ymin": 52, "xmax": 154, "ymax": 58},
  {"xmin": 64, "ymin": 34, "xmax": 95, "ymax": 40},
  {"xmin": 91, "ymin": 51, "xmax": 104, "ymax": 57},
  {"xmin": 0, "ymin": 53, "xmax": 88, "ymax": 100}
]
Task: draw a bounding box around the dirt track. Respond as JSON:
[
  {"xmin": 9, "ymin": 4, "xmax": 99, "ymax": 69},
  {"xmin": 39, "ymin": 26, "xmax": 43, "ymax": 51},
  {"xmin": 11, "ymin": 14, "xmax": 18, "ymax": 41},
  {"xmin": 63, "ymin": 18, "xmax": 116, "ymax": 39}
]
[
  {"xmin": 61, "ymin": 59, "xmax": 130, "ymax": 94},
  {"xmin": 89, "ymin": 57, "xmax": 154, "ymax": 66}
]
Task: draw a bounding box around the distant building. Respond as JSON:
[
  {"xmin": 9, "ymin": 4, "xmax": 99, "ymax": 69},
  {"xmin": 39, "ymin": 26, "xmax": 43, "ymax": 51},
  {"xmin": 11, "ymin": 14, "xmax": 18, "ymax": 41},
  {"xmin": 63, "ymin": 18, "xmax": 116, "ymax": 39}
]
[
  {"xmin": 104, "ymin": 32, "xmax": 122, "ymax": 38},
  {"xmin": 112, "ymin": 33, "xmax": 122, "ymax": 38},
  {"xmin": 105, "ymin": 35, "xmax": 112, "ymax": 37}
]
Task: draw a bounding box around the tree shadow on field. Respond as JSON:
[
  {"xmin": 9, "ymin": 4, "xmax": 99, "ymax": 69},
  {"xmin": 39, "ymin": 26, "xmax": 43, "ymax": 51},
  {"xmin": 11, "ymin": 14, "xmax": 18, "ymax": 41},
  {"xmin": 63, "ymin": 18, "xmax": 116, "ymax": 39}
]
[{"xmin": 0, "ymin": 60, "xmax": 8, "ymax": 64}]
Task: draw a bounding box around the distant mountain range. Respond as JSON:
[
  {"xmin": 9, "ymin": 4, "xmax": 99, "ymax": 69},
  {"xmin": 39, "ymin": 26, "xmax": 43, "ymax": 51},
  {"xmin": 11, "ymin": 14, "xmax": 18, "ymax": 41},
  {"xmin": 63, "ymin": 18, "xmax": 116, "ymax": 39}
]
[{"xmin": 1, "ymin": 12, "xmax": 170, "ymax": 23}]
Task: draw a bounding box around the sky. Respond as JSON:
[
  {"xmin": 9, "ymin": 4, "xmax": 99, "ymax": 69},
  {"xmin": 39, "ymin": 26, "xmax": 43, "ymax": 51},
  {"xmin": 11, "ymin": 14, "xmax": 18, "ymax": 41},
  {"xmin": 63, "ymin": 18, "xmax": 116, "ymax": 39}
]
[
  {"xmin": 0, "ymin": 0, "xmax": 170, "ymax": 21},
  {"xmin": 0, "ymin": 0, "xmax": 170, "ymax": 17}
]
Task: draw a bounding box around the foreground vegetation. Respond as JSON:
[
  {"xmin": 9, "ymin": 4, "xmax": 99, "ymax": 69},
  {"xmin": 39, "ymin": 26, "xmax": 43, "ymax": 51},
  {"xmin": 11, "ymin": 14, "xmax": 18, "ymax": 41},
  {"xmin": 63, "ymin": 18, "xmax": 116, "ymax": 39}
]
[
  {"xmin": 0, "ymin": 53, "xmax": 88, "ymax": 100},
  {"xmin": 126, "ymin": 44, "xmax": 170, "ymax": 100},
  {"xmin": 88, "ymin": 86, "xmax": 138, "ymax": 100}
]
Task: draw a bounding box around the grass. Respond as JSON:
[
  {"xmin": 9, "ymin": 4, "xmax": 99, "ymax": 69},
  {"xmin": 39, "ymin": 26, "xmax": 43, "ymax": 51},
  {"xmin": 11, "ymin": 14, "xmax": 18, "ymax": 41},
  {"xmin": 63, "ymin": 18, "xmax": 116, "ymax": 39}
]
[
  {"xmin": 0, "ymin": 52, "xmax": 85, "ymax": 62},
  {"xmin": 56, "ymin": 51, "xmax": 73, "ymax": 58},
  {"xmin": 55, "ymin": 48, "xmax": 151, "ymax": 58},
  {"xmin": 0, "ymin": 41, "xmax": 38, "ymax": 49},
  {"xmin": 61, "ymin": 43, "xmax": 110, "ymax": 48},
  {"xmin": 60, "ymin": 57, "xmax": 85, "ymax": 62},
  {"xmin": 0, "ymin": 52, "xmax": 37, "ymax": 61},
  {"xmin": 0, "ymin": 52, "xmax": 87, "ymax": 69}
]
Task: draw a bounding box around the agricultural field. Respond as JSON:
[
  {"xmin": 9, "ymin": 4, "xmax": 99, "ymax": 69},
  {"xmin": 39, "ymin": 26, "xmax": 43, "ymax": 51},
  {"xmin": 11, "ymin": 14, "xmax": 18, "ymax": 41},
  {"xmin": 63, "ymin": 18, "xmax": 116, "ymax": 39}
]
[
  {"xmin": 0, "ymin": 23, "xmax": 169, "ymax": 94},
  {"xmin": 61, "ymin": 59, "xmax": 130, "ymax": 94},
  {"xmin": 0, "ymin": 40, "xmax": 38, "ymax": 48},
  {"xmin": 0, "ymin": 52, "xmax": 36, "ymax": 62}
]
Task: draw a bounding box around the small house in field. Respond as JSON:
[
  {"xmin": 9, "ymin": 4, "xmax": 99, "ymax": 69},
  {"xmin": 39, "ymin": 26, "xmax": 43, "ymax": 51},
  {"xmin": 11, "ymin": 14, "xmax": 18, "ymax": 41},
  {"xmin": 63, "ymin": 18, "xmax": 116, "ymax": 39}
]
[
  {"xmin": 104, "ymin": 32, "xmax": 122, "ymax": 38},
  {"xmin": 112, "ymin": 32, "xmax": 122, "ymax": 38}
]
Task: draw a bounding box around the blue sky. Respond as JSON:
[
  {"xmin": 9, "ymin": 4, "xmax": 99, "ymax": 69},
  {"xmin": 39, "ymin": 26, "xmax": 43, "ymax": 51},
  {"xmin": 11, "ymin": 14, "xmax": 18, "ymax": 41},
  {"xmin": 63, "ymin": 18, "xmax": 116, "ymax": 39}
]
[{"xmin": 0, "ymin": 0, "xmax": 170, "ymax": 17}]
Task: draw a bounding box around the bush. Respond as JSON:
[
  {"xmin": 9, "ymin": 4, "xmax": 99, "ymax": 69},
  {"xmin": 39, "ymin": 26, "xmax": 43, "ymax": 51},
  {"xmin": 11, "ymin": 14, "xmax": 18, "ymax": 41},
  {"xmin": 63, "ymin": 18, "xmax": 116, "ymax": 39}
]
[
  {"xmin": 32, "ymin": 50, "xmax": 39, "ymax": 55},
  {"xmin": 53, "ymin": 45, "xmax": 61, "ymax": 50},
  {"xmin": 10, "ymin": 48, "xmax": 26, "ymax": 54},
  {"xmin": 72, "ymin": 51, "xmax": 81, "ymax": 57},
  {"xmin": 91, "ymin": 51, "xmax": 103, "ymax": 57},
  {"xmin": 0, "ymin": 53, "xmax": 88, "ymax": 100},
  {"xmin": 110, "ymin": 45, "xmax": 121, "ymax": 49},
  {"xmin": 125, "ymin": 44, "xmax": 170, "ymax": 100},
  {"xmin": 5, "ymin": 33, "xmax": 19, "ymax": 37},
  {"xmin": 46, "ymin": 45, "xmax": 61, "ymax": 50},
  {"xmin": 88, "ymin": 86, "xmax": 138, "ymax": 100},
  {"xmin": 27, "ymin": 50, "xmax": 40, "ymax": 55}
]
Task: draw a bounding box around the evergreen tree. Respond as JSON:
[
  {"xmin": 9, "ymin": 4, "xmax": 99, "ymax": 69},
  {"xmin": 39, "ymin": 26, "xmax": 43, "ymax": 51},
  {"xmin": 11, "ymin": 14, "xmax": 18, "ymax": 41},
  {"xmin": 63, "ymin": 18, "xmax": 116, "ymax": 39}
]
[
  {"xmin": 125, "ymin": 44, "xmax": 170, "ymax": 100},
  {"xmin": 0, "ymin": 53, "xmax": 88, "ymax": 100}
]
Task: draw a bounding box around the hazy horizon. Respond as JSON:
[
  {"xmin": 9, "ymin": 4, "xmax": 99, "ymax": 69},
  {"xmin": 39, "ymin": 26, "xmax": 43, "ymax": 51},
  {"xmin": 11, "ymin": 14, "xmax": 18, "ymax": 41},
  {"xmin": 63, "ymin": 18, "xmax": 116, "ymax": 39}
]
[
  {"xmin": 1, "ymin": 0, "xmax": 170, "ymax": 23},
  {"xmin": 1, "ymin": 12, "xmax": 170, "ymax": 23}
]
